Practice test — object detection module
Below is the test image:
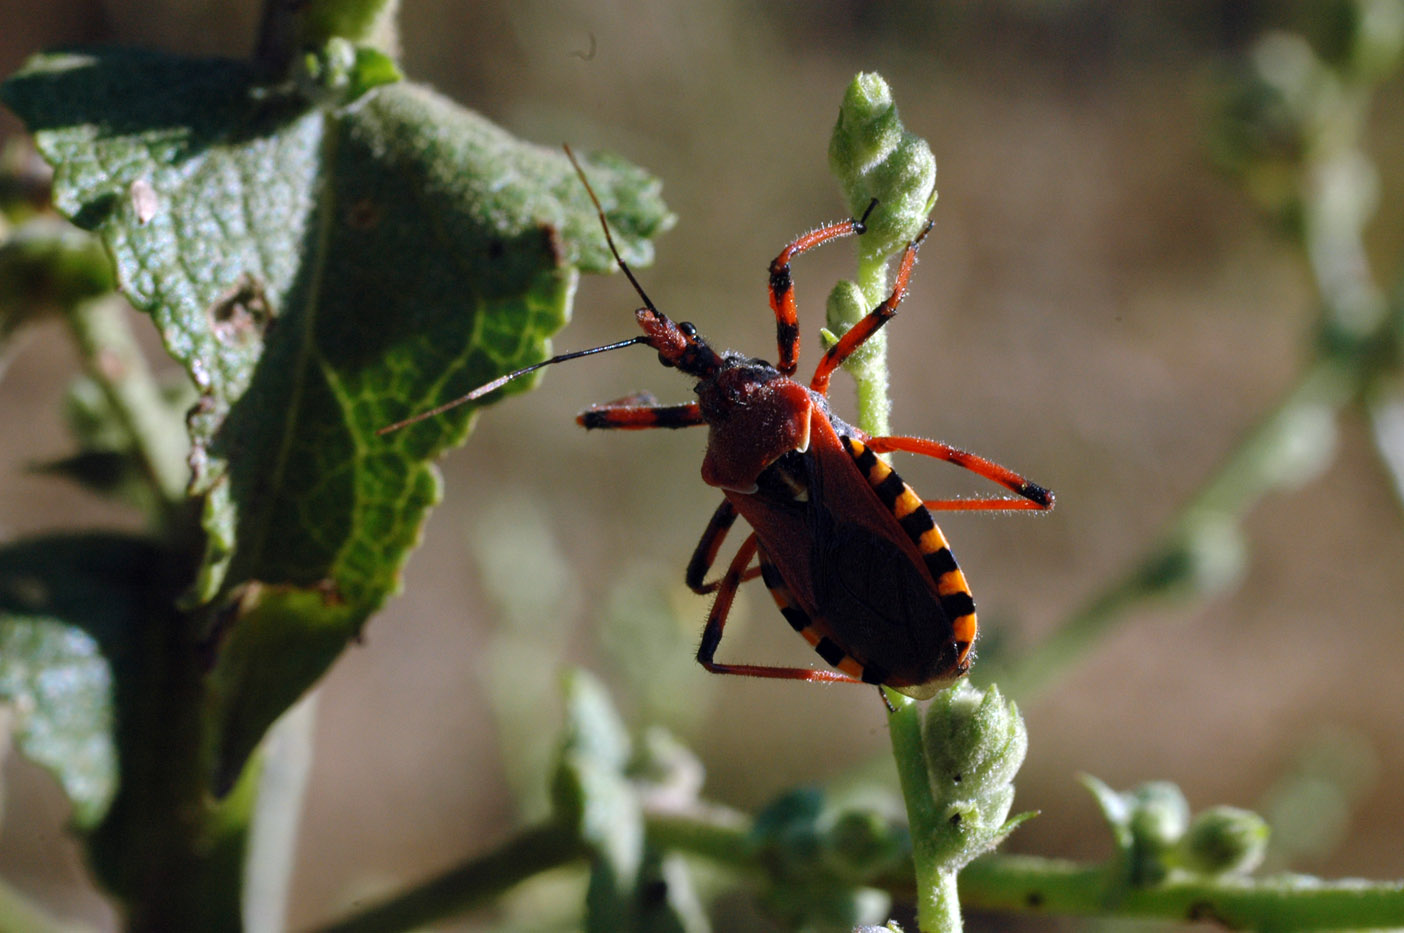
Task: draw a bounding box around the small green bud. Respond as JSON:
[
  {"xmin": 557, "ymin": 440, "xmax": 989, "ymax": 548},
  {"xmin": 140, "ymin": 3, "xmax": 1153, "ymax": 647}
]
[
  {"xmin": 1179, "ymin": 805, "xmax": 1270, "ymax": 876},
  {"xmin": 918, "ymin": 682, "xmax": 1030, "ymax": 868},
  {"xmin": 752, "ymin": 789, "xmax": 893, "ymax": 929},
  {"xmin": 1127, "ymin": 781, "xmax": 1191, "ymax": 850},
  {"xmin": 825, "ymin": 279, "xmax": 867, "ymax": 337},
  {"xmin": 823, "ymin": 278, "xmax": 891, "ymax": 437},
  {"xmin": 821, "ymin": 808, "xmax": 908, "ymax": 881},
  {"xmin": 294, "ymin": 37, "xmax": 401, "ymax": 108},
  {"xmin": 1082, "ymin": 776, "xmax": 1191, "ymax": 886},
  {"xmin": 922, "ymin": 682, "xmax": 1027, "ymax": 801}
]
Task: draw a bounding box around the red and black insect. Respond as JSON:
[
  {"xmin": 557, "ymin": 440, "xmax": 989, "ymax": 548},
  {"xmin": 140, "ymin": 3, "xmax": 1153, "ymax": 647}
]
[{"xmin": 381, "ymin": 146, "xmax": 1053, "ymax": 699}]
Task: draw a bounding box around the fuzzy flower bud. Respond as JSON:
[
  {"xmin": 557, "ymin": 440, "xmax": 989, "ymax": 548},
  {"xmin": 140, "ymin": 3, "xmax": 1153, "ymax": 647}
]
[
  {"xmin": 1179, "ymin": 805, "xmax": 1270, "ymax": 876},
  {"xmin": 829, "ymin": 72, "xmax": 937, "ymax": 265},
  {"xmin": 918, "ymin": 682, "xmax": 1030, "ymax": 867}
]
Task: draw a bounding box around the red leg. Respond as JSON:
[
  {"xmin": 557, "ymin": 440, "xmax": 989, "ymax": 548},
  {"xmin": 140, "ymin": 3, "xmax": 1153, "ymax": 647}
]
[
  {"xmin": 866, "ymin": 434, "xmax": 1054, "ymax": 510},
  {"xmin": 577, "ymin": 393, "xmax": 705, "ymax": 430},
  {"xmin": 685, "ymin": 499, "xmax": 761, "ymax": 594},
  {"xmin": 768, "ymin": 201, "xmax": 877, "ymax": 377},
  {"xmin": 810, "ymin": 220, "xmax": 934, "ymax": 396},
  {"xmin": 696, "ymin": 534, "xmax": 863, "ymax": 685}
]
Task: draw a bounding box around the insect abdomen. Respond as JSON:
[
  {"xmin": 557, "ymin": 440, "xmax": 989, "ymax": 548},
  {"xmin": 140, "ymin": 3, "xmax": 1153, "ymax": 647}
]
[{"xmin": 839, "ymin": 436, "xmax": 978, "ymax": 691}]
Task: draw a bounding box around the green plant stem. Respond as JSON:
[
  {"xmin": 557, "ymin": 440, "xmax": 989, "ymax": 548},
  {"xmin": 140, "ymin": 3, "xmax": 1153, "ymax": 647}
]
[
  {"xmin": 643, "ymin": 799, "xmax": 754, "ymax": 866},
  {"xmin": 63, "ymin": 297, "xmax": 188, "ymax": 524},
  {"xmin": 302, "ymin": 0, "xmax": 401, "ymax": 53},
  {"xmin": 312, "ymin": 822, "xmax": 586, "ymax": 933},
  {"xmin": 885, "ymin": 692, "xmax": 960, "ymax": 932},
  {"xmin": 255, "ymin": 0, "xmax": 400, "ymax": 68},
  {"xmin": 313, "ymin": 800, "xmax": 1404, "ymax": 931},
  {"xmin": 994, "ymin": 353, "xmax": 1359, "ymax": 699},
  {"xmin": 852, "ymin": 254, "xmax": 893, "ymax": 438},
  {"xmin": 959, "ymin": 854, "xmax": 1404, "ymax": 929}
]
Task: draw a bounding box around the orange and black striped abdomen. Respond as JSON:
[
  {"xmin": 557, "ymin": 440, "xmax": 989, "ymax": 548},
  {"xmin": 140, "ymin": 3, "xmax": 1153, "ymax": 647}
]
[
  {"xmin": 840, "ymin": 435, "xmax": 978, "ymax": 675},
  {"xmin": 732, "ymin": 413, "xmax": 976, "ymax": 699}
]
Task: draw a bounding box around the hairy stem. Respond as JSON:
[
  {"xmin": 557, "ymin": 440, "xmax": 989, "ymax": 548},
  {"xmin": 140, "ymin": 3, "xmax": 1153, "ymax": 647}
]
[{"xmin": 63, "ymin": 297, "xmax": 189, "ymax": 528}]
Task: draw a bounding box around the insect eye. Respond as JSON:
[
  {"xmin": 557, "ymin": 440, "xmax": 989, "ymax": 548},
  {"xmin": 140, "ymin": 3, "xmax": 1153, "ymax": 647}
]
[{"xmin": 679, "ymin": 322, "xmax": 698, "ymax": 338}]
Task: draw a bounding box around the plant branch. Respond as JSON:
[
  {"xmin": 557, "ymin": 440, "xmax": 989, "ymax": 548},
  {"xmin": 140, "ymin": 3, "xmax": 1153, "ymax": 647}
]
[
  {"xmin": 63, "ymin": 297, "xmax": 189, "ymax": 527},
  {"xmin": 886, "ymin": 693, "xmax": 961, "ymax": 932},
  {"xmin": 314, "ymin": 796, "xmax": 1404, "ymax": 932},
  {"xmin": 993, "ymin": 352, "xmax": 1359, "ymax": 699},
  {"xmin": 994, "ymin": 22, "xmax": 1404, "ymax": 700},
  {"xmin": 311, "ymin": 822, "xmax": 586, "ymax": 933},
  {"xmin": 960, "ymin": 854, "xmax": 1404, "ymax": 929}
]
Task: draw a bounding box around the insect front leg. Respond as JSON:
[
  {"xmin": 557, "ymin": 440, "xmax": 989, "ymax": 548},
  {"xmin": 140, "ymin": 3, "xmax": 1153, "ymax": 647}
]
[
  {"xmin": 697, "ymin": 534, "xmax": 862, "ymax": 686},
  {"xmin": 685, "ymin": 499, "xmax": 762, "ymax": 594},
  {"xmin": 866, "ymin": 435, "xmax": 1054, "ymax": 511},
  {"xmin": 576, "ymin": 392, "xmax": 706, "ymax": 430},
  {"xmin": 768, "ymin": 202, "xmax": 877, "ymax": 377},
  {"xmin": 809, "ymin": 220, "xmax": 934, "ymax": 395}
]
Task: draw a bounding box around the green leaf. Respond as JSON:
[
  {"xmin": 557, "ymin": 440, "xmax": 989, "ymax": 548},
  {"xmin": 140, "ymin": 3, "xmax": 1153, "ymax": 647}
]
[
  {"xmin": 2, "ymin": 47, "xmax": 670, "ymax": 785},
  {"xmin": 0, "ymin": 534, "xmax": 167, "ymax": 829},
  {"xmin": 0, "ymin": 532, "xmax": 255, "ymax": 921},
  {"xmin": 552, "ymin": 670, "xmax": 644, "ymax": 933},
  {"xmin": 0, "ymin": 616, "xmax": 115, "ymax": 828}
]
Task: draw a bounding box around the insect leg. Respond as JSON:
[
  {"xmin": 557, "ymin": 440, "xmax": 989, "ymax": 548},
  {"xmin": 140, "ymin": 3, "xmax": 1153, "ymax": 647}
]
[
  {"xmin": 809, "ymin": 220, "xmax": 934, "ymax": 396},
  {"xmin": 685, "ymin": 499, "xmax": 761, "ymax": 594},
  {"xmin": 866, "ymin": 435, "xmax": 1054, "ymax": 511},
  {"xmin": 577, "ymin": 393, "xmax": 705, "ymax": 430},
  {"xmin": 697, "ymin": 534, "xmax": 863, "ymax": 686},
  {"xmin": 768, "ymin": 200, "xmax": 878, "ymax": 377}
]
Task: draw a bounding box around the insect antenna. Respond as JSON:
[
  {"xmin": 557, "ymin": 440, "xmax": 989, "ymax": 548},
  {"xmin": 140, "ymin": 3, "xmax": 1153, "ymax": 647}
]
[
  {"xmin": 377, "ymin": 144, "xmax": 663, "ymax": 438},
  {"xmin": 376, "ymin": 335, "xmax": 648, "ymax": 436},
  {"xmin": 564, "ymin": 143, "xmax": 664, "ymax": 318}
]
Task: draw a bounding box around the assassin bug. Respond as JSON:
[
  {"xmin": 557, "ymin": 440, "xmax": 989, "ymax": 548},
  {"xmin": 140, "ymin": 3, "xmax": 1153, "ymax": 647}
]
[{"xmin": 380, "ymin": 146, "xmax": 1054, "ymax": 699}]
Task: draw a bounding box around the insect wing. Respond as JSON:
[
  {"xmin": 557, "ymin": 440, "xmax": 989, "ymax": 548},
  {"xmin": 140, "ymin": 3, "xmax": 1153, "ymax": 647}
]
[{"xmin": 730, "ymin": 410, "xmax": 967, "ymax": 694}]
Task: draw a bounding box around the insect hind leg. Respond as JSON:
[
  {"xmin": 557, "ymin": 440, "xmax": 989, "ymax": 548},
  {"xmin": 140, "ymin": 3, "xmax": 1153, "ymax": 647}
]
[
  {"xmin": 866, "ymin": 434, "xmax": 1054, "ymax": 511},
  {"xmin": 696, "ymin": 534, "xmax": 861, "ymax": 686}
]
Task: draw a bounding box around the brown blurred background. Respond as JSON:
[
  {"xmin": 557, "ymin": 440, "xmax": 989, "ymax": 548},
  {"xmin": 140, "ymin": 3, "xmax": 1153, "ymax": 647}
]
[{"xmin": 1, "ymin": 1, "xmax": 1402, "ymax": 930}]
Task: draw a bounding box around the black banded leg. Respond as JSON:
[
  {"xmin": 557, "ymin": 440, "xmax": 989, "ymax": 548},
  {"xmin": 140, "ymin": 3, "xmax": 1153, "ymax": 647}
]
[
  {"xmin": 809, "ymin": 220, "xmax": 933, "ymax": 395},
  {"xmin": 686, "ymin": 499, "xmax": 761, "ymax": 594},
  {"xmin": 767, "ymin": 204, "xmax": 876, "ymax": 376},
  {"xmin": 697, "ymin": 534, "xmax": 863, "ymax": 686},
  {"xmin": 866, "ymin": 434, "xmax": 1054, "ymax": 511},
  {"xmin": 577, "ymin": 393, "xmax": 706, "ymax": 430}
]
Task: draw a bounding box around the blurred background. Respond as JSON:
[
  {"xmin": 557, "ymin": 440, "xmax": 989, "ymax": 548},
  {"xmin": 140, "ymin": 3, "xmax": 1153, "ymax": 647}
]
[{"xmin": 1, "ymin": 1, "xmax": 1402, "ymax": 929}]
